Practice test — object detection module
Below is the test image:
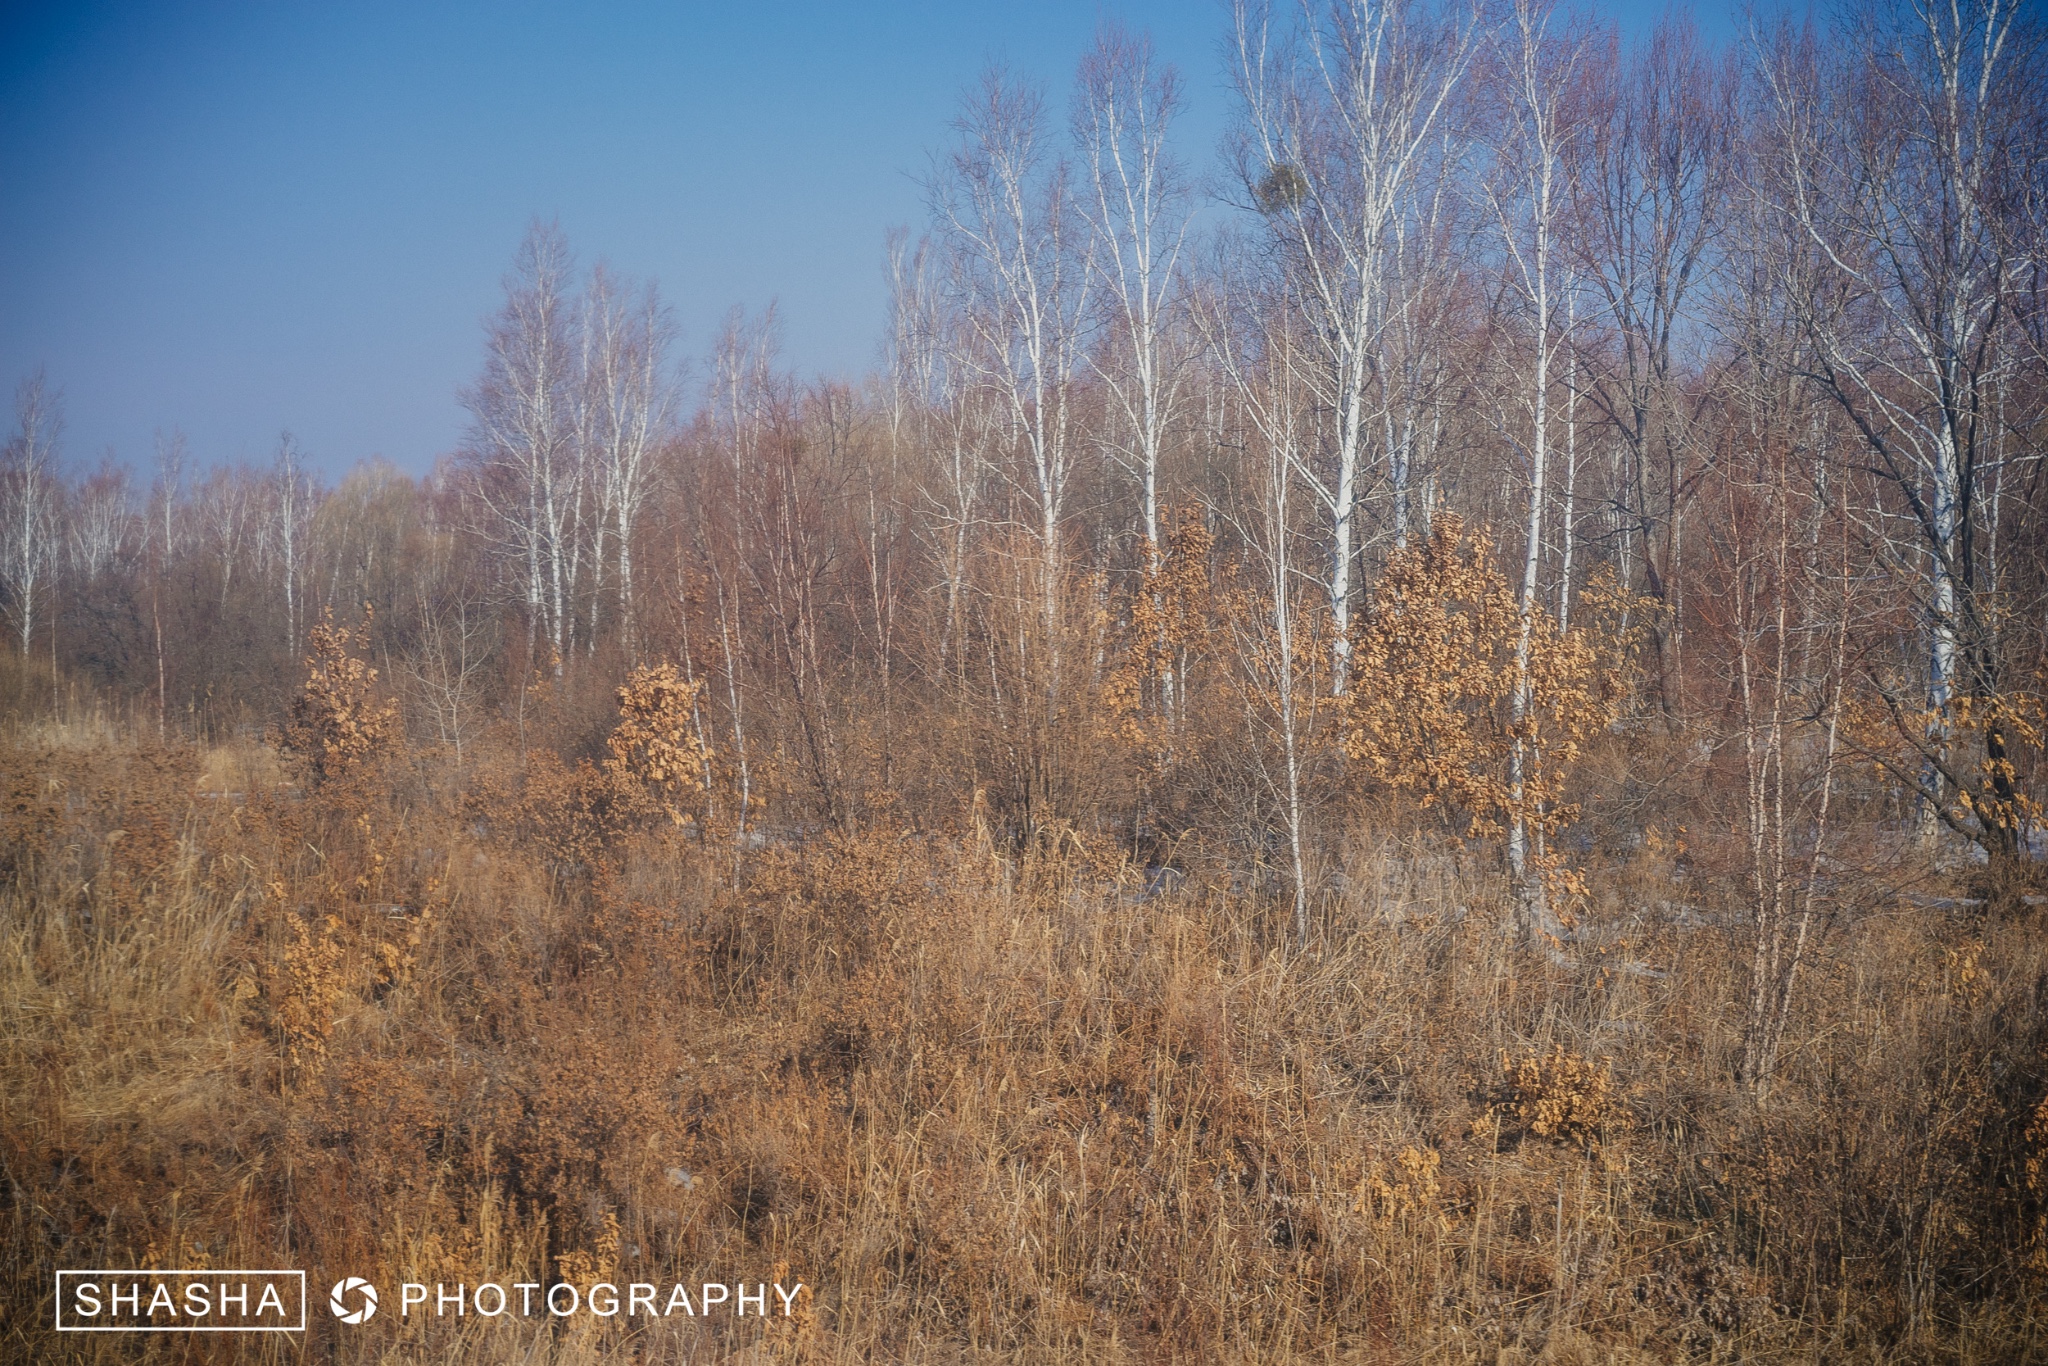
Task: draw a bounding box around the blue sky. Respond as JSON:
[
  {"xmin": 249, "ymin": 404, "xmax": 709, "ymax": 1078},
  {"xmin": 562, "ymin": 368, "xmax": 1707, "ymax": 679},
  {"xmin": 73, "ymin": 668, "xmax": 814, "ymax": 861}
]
[{"xmin": 0, "ymin": 0, "xmax": 1746, "ymax": 478}]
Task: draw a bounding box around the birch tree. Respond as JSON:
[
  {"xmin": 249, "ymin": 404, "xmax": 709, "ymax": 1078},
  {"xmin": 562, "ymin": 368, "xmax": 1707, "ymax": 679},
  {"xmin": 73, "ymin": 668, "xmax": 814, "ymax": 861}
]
[
  {"xmin": 888, "ymin": 229, "xmax": 993, "ymax": 672},
  {"xmin": 464, "ymin": 221, "xmax": 581, "ymax": 675},
  {"xmin": 580, "ymin": 265, "xmax": 678, "ymax": 659},
  {"xmin": 1077, "ymin": 23, "xmax": 1194, "ymax": 558},
  {"xmin": 1205, "ymin": 266, "xmax": 1322, "ymax": 944},
  {"xmin": 68, "ymin": 462, "xmax": 133, "ymax": 583},
  {"xmin": 1759, "ymin": 0, "xmax": 2045, "ymax": 862},
  {"xmin": 1483, "ymin": 0, "xmax": 1591, "ymax": 941},
  {"xmin": 198, "ymin": 465, "xmax": 260, "ymax": 614},
  {"xmin": 697, "ymin": 306, "xmax": 783, "ymax": 843},
  {"xmin": 149, "ymin": 430, "xmax": 186, "ymax": 738},
  {"xmin": 1703, "ymin": 322, "xmax": 1855, "ymax": 1099},
  {"xmin": 0, "ymin": 372, "xmax": 61, "ymax": 655},
  {"xmin": 930, "ymin": 69, "xmax": 1094, "ymax": 664},
  {"xmin": 1376, "ymin": 117, "xmax": 1468, "ymax": 550},
  {"xmin": 270, "ymin": 434, "xmax": 315, "ymax": 656},
  {"xmin": 1230, "ymin": 0, "xmax": 1474, "ymax": 692}
]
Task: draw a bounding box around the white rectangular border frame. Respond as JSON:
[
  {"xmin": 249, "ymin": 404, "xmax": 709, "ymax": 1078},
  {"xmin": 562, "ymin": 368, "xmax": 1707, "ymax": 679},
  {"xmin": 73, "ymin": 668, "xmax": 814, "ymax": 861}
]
[{"xmin": 55, "ymin": 1270, "xmax": 307, "ymax": 1332}]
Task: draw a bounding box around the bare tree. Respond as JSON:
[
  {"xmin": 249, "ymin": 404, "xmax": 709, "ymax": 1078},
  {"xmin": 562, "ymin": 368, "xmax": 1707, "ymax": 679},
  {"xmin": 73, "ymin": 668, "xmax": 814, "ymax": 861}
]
[
  {"xmin": 930, "ymin": 68, "xmax": 1095, "ymax": 664},
  {"xmin": 580, "ymin": 264, "xmax": 679, "ymax": 659},
  {"xmin": 1230, "ymin": 0, "xmax": 1475, "ymax": 692},
  {"xmin": 1570, "ymin": 18, "xmax": 1735, "ymax": 710},
  {"xmin": 1205, "ymin": 264, "xmax": 1321, "ymax": 944},
  {"xmin": 272, "ymin": 433, "xmax": 314, "ymax": 656},
  {"xmin": 68, "ymin": 460, "xmax": 133, "ymax": 583},
  {"xmin": 0, "ymin": 372, "xmax": 62, "ymax": 655},
  {"xmin": 1077, "ymin": 23, "xmax": 1194, "ymax": 558},
  {"xmin": 198, "ymin": 464, "xmax": 261, "ymax": 614},
  {"xmin": 464, "ymin": 221, "xmax": 582, "ymax": 675},
  {"xmin": 1482, "ymin": 0, "xmax": 1592, "ymax": 942},
  {"xmin": 888, "ymin": 229, "xmax": 994, "ymax": 673},
  {"xmin": 149, "ymin": 430, "xmax": 186, "ymax": 739},
  {"xmin": 697, "ymin": 306, "xmax": 784, "ymax": 844},
  {"xmin": 1376, "ymin": 113, "xmax": 1469, "ymax": 550},
  {"xmin": 1709, "ymin": 366, "xmax": 1855, "ymax": 1101},
  {"xmin": 1759, "ymin": 0, "xmax": 2045, "ymax": 862},
  {"xmin": 402, "ymin": 581, "xmax": 497, "ymax": 765}
]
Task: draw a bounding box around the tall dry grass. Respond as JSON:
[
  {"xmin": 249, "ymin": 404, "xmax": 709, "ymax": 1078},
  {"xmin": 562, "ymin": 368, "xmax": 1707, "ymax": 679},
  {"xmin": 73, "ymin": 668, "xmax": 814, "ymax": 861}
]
[{"xmin": 2, "ymin": 715, "xmax": 2046, "ymax": 1364}]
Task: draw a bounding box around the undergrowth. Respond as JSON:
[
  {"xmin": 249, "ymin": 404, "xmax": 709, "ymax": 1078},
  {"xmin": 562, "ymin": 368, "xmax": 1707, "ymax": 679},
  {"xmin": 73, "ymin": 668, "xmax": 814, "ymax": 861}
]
[{"xmin": 1, "ymin": 717, "xmax": 2045, "ymax": 1363}]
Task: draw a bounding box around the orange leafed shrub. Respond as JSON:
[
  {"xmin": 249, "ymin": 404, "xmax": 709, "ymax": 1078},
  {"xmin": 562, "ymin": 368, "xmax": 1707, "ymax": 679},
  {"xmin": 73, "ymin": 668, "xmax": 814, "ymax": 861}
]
[
  {"xmin": 281, "ymin": 607, "xmax": 399, "ymax": 786},
  {"xmin": 1345, "ymin": 516, "xmax": 1625, "ymax": 867},
  {"xmin": 1503, "ymin": 1044, "xmax": 1624, "ymax": 1149},
  {"xmin": 263, "ymin": 909, "xmax": 347, "ymax": 1084},
  {"xmin": 1935, "ymin": 688, "xmax": 2044, "ymax": 857},
  {"xmin": 2027, "ymin": 1096, "xmax": 2048, "ymax": 1276},
  {"xmin": 605, "ymin": 661, "xmax": 710, "ymax": 827},
  {"xmin": 1105, "ymin": 507, "xmax": 1217, "ymax": 754}
]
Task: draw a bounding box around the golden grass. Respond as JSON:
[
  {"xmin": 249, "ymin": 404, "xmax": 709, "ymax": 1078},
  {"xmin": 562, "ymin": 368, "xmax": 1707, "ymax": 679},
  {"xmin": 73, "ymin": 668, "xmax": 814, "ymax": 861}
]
[{"xmin": 3, "ymin": 727, "xmax": 2046, "ymax": 1364}]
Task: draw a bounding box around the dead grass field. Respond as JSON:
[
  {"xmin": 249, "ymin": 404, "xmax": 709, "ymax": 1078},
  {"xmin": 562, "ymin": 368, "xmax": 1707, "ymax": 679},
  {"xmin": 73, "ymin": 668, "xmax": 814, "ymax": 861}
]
[{"xmin": 4, "ymin": 704, "xmax": 2046, "ymax": 1365}]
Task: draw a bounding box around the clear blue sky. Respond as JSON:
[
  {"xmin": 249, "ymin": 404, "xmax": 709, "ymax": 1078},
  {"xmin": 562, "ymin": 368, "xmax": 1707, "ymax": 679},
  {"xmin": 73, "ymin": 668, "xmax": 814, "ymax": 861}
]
[{"xmin": 0, "ymin": 0, "xmax": 1744, "ymax": 478}]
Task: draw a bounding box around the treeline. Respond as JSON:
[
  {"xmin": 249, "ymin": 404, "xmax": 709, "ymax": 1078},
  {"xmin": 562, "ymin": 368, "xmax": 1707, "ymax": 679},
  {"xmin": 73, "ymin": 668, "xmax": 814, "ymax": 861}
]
[{"xmin": 2, "ymin": 0, "xmax": 2045, "ymax": 900}]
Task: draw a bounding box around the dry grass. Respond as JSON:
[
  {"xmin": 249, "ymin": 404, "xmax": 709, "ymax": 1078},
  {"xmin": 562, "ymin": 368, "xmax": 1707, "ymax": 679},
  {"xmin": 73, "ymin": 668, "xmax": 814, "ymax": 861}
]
[{"xmin": 3, "ymin": 720, "xmax": 2046, "ymax": 1364}]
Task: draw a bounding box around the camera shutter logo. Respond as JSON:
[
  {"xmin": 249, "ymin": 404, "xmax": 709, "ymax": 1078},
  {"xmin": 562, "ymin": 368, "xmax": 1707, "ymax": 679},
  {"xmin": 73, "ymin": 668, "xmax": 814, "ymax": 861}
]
[{"xmin": 329, "ymin": 1278, "xmax": 377, "ymax": 1324}]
